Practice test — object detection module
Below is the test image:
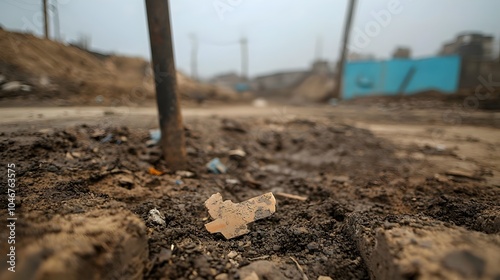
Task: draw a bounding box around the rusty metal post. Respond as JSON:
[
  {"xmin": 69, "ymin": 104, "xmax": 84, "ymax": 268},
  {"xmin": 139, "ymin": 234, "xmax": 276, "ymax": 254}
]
[
  {"xmin": 43, "ymin": 0, "xmax": 49, "ymax": 39},
  {"xmin": 145, "ymin": 0, "xmax": 187, "ymax": 169},
  {"xmin": 332, "ymin": 0, "xmax": 357, "ymax": 100}
]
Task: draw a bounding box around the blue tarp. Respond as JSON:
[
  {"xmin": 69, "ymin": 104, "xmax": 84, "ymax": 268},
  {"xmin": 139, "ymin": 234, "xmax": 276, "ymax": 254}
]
[{"xmin": 343, "ymin": 55, "xmax": 461, "ymax": 99}]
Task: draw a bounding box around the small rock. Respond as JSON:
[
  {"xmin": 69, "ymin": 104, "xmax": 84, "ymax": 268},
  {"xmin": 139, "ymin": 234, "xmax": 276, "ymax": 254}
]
[
  {"xmin": 229, "ymin": 149, "xmax": 247, "ymax": 160},
  {"xmin": 2, "ymin": 81, "xmax": 28, "ymax": 92},
  {"xmin": 318, "ymin": 276, "xmax": 333, "ymax": 280},
  {"xmin": 226, "ymin": 178, "xmax": 240, "ymax": 185},
  {"xmin": 117, "ymin": 175, "xmax": 134, "ymax": 189},
  {"xmin": 331, "ymin": 175, "xmax": 349, "ymax": 183},
  {"xmin": 221, "ymin": 119, "xmax": 247, "ymax": 133},
  {"xmin": 307, "ymin": 242, "xmax": 319, "ymax": 251},
  {"xmin": 242, "ymin": 272, "xmax": 259, "ymax": 280},
  {"xmin": 148, "ymin": 208, "xmax": 166, "ymax": 227},
  {"xmin": 215, "ymin": 273, "xmax": 229, "ymax": 280},
  {"xmin": 238, "ymin": 261, "xmax": 286, "ymax": 280},
  {"xmin": 157, "ymin": 247, "xmax": 172, "ymax": 263},
  {"xmin": 176, "ymin": 170, "xmax": 195, "ymax": 178},
  {"xmin": 227, "ymin": 251, "xmax": 238, "ymax": 259}
]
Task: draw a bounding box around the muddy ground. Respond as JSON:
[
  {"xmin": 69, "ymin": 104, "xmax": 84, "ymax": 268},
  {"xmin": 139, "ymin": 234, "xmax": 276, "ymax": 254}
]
[{"xmin": 0, "ymin": 104, "xmax": 499, "ymax": 280}]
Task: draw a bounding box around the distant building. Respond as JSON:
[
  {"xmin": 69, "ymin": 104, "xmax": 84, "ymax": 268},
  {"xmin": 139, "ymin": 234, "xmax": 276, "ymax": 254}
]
[
  {"xmin": 210, "ymin": 72, "xmax": 246, "ymax": 91},
  {"xmin": 251, "ymin": 70, "xmax": 308, "ymax": 91},
  {"xmin": 348, "ymin": 52, "xmax": 376, "ymax": 61},
  {"xmin": 392, "ymin": 47, "xmax": 411, "ymax": 59},
  {"xmin": 440, "ymin": 33, "xmax": 494, "ymax": 59},
  {"xmin": 311, "ymin": 60, "xmax": 331, "ymax": 75}
]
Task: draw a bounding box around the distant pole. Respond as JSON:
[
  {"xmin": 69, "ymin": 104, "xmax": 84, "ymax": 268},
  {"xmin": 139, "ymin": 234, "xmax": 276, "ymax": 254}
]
[
  {"xmin": 240, "ymin": 37, "xmax": 248, "ymax": 81},
  {"xmin": 145, "ymin": 0, "xmax": 187, "ymax": 169},
  {"xmin": 332, "ymin": 0, "xmax": 357, "ymax": 99},
  {"xmin": 43, "ymin": 0, "xmax": 50, "ymax": 39},
  {"xmin": 50, "ymin": 2, "xmax": 61, "ymax": 41},
  {"xmin": 315, "ymin": 35, "xmax": 323, "ymax": 61},
  {"xmin": 190, "ymin": 33, "xmax": 198, "ymax": 81}
]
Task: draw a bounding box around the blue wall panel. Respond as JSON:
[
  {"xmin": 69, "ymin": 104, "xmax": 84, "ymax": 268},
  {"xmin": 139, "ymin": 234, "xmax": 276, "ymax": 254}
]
[{"xmin": 343, "ymin": 56, "xmax": 461, "ymax": 100}]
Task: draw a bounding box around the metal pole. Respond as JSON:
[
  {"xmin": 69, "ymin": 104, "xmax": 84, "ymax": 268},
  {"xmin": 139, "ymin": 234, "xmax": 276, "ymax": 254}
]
[
  {"xmin": 332, "ymin": 0, "xmax": 357, "ymax": 99},
  {"xmin": 43, "ymin": 0, "xmax": 50, "ymax": 39},
  {"xmin": 145, "ymin": 0, "xmax": 187, "ymax": 169}
]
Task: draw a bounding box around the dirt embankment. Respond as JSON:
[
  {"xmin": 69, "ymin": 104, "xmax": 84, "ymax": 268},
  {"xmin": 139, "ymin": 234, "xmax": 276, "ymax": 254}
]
[{"xmin": 0, "ymin": 29, "xmax": 238, "ymax": 106}]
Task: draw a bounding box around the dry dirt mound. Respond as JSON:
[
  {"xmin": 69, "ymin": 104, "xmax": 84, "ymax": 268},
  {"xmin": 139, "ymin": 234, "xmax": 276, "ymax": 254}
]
[
  {"xmin": 291, "ymin": 74, "xmax": 335, "ymax": 103},
  {"xmin": 0, "ymin": 29, "xmax": 237, "ymax": 105}
]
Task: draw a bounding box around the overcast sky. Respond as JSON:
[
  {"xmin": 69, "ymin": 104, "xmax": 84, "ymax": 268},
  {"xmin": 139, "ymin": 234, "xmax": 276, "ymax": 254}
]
[{"xmin": 1, "ymin": 0, "xmax": 499, "ymax": 79}]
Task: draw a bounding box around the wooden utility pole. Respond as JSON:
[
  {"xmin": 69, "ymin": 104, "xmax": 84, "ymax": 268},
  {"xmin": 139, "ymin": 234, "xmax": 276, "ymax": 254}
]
[
  {"xmin": 145, "ymin": 0, "xmax": 187, "ymax": 169},
  {"xmin": 42, "ymin": 0, "xmax": 49, "ymax": 39},
  {"xmin": 332, "ymin": 0, "xmax": 357, "ymax": 99},
  {"xmin": 240, "ymin": 37, "xmax": 248, "ymax": 81}
]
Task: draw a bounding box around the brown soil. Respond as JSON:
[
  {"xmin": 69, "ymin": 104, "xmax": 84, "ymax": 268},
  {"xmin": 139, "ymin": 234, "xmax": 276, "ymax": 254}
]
[{"xmin": 0, "ymin": 110, "xmax": 498, "ymax": 279}]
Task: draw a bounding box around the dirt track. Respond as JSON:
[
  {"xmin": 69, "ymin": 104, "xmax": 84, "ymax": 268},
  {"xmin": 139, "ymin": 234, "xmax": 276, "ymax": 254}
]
[{"xmin": 0, "ymin": 103, "xmax": 499, "ymax": 279}]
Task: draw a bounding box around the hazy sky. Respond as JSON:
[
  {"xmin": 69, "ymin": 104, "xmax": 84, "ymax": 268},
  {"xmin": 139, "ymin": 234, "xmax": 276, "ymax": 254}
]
[{"xmin": 1, "ymin": 0, "xmax": 499, "ymax": 79}]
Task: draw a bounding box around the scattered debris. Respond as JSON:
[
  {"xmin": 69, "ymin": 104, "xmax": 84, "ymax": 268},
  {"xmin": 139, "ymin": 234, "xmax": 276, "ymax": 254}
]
[
  {"xmin": 229, "ymin": 149, "xmax": 246, "ymax": 160},
  {"xmin": 100, "ymin": 133, "xmax": 113, "ymax": 143},
  {"xmin": 175, "ymin": 170, "xmax": 195, "ymax": 178},
  {"xmin": 444, "ymin": 169, "xmax": 482, "ymax": 181},
  {"xmin": 331, "ymin": 175, "xmax": 350, "ymax": 183},
  {"xmin": 1, "ymin": 81, "xmax": 31, "ymax": 92},
  {"xmin": 221, "ymin": 119, "xmax": 247, "ymax": 133},
  {"xmin": 227, "ymin": 251, "xmax": 238, "ymax": 259},
  {"xmin": 248, "ymin": 255, "xmax": 270, "ymax": 261},
  {"xmin": 206, "ymin": 158, "xmax": 227, "ymax": 174},
  {"xmin": 252, "ymin": 98, "xmax": 268, "ymax": 108},
  {"xmin": 290, "ymin": 256, "xmax": 309, "ymax": 280},
  {"xmin": 148, "ymin": 208, "xmax": 166, "ymax": 227},
  {"xmin": 226, "ymin": 178, "xmax": 240, "ymax": 185},
  {"xmin": 204, "ymin": 192, "xmax": 276, "ymax": 239},
  {"xmin": 91, "ymin": 128, "xmax": 106, "ymax": 139},
  {"xmin": 275, "ymin": 192, "xmax": 308, "ymax": 201},
  {"xmin": 148, "ymin": 167, "xmax": 163, "ymax": 176},
  {"xmin": 149, "ymin": 129, "xmax": 161, "ymax": 145},
  {"xmin": 117, "ymin": 174, "xmax": 134, "ymax": 189}
]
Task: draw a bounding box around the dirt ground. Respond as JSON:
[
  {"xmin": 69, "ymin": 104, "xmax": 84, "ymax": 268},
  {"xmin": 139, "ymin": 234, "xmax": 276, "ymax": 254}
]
[{"xmin": 0, "ymin": 103, "xmax": 499, "ymax": 280}]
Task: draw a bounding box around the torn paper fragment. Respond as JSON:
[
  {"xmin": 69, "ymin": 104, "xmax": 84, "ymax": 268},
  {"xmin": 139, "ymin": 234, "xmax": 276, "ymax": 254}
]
[{"xmin": 204, "ymin": 192, "xmax": 276, "ymax": 239}]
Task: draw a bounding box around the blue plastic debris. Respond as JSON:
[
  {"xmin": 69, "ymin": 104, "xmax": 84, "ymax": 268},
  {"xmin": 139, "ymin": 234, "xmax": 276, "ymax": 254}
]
[
  {"xmin": 206, "ymin": 158, "xmax": 227, "ymax": 174},
  {"xmin": 100, "ymin": 133, "xmax": 113, "ymax": 143},
  {"xmin": 175, "ymin": 180, "xmax": 183, "ymax": 185},
  {"xmin": 149, "ymin": 129, "xmax": 161, "ymax": 144}
]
